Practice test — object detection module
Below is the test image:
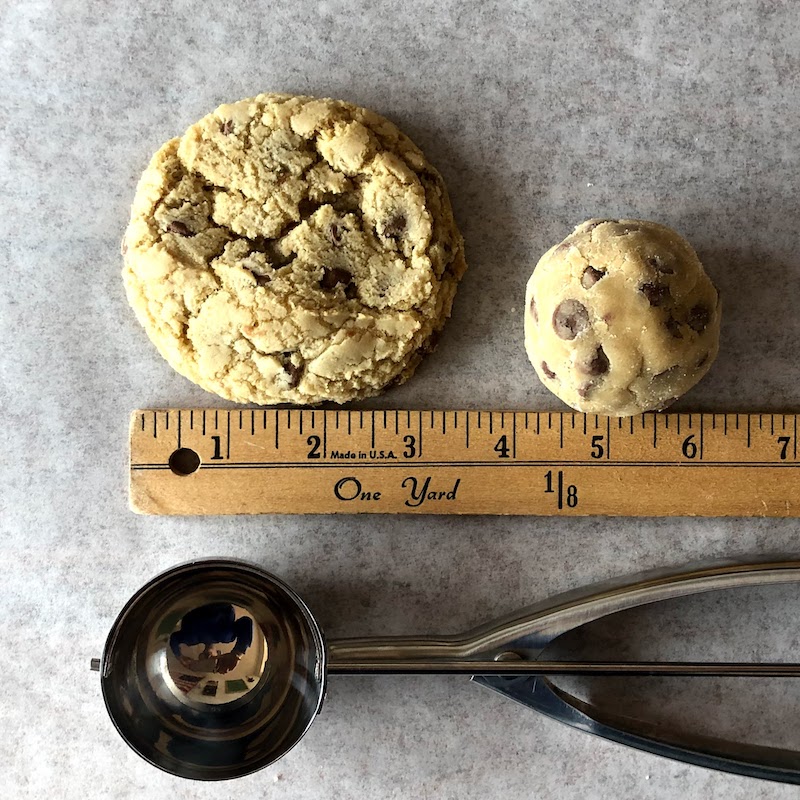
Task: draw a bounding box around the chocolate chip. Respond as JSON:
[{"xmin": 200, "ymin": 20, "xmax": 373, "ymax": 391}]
[
  {"xmin": 320, "ymin": 267, "xmax": 353, "ymax": 291},
  {"xmin": 202, "ymin": 183, "xmax": 215, "ymax": 191},
  {"xmin": 552, "ymin": 299, "xmax": 589, "ymax": 340},
  {"xmin": 329, "ymin": 222, "xmax": 344, "ymax": 246},
  {"xmin": 255, "ymin": 274, "xmax": 271, "ymax": 286},
  {"xmin": 577, "ymin": 382, "xmax": 594, "ymax": 399},
  {"xmin": 648, "ymin": 255, "xmax": 675, "ymax": 274},
  {"xmin": 280, "ymin": 353, "xmax": 304, "ymax": 388},
  {"xmin": 298, "ymin": 198, "xmax": 320, "ymax": 218},
  {"xmin": 382, "ymin": 214, "xmax": 406, "ymax": 239},
  {"xmin": 529, "ymin": 296, "xmax": 538, "ymax": 322},
  {"xmin": 687, "ymin": 304, "xmax": 711, "ymax": 333},
  {"xmin": 578, "ymin": 345, "xmax": 609, "ymax": 376},
  {"xmin": 167, "ymin": 220, "xmax": 192, "ymax": 237},
  {"xmin": 640, "ymin": 282, "xmax": 670, "ymax": 307},
  {"xmin": 581, "ymin": 266, "xmax": 605, "ymax": 288},
  {"xmin": 665, "ymin": 317, "xmax": 683, "ymax": 338},
  {"xmin": 541, "ymin": 361, "xmax": 557, "ymax": 379},
  {"xmin": 220, "ymin": 120, "xmax": 234, "ymax": 135},
  {"xmin": 285, "ymin": 362, "xmax": 303, "ymax": 388}
]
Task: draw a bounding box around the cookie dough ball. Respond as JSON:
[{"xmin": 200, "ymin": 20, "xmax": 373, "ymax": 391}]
[
  {"xmin": 123, "ymin": 93, "xmax": 466, "ymax": 405},
  {"xmin": 524, "ymin": 219, "xmax": 720, "ymax": 416}
]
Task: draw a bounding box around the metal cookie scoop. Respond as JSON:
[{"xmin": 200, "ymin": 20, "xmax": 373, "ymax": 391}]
[{"xmin": 93, "ymin": 558, "xmax": 800, "ymax": 782}]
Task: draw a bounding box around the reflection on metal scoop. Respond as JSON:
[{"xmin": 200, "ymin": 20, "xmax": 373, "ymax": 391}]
[{"xmin": 94, "ymin": 558, "xmax": 800, "ymax": 783}]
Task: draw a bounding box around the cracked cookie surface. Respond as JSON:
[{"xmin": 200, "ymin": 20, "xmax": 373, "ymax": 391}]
[
  {"xmin": 524, "ymin": 219, "xmax": 721, "ymax": 416},
  {"xmin": 122, "ymin": 93, "xmax": 466, "ymax": 404}
]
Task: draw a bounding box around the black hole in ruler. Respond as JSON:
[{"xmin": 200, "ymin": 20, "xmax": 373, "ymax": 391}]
[{"xmin": 169, "ymin": 447, "xmax": 200, "ymax": 476}]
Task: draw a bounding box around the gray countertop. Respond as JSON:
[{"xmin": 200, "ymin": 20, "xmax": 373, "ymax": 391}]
[{"xmin": 2, "ymin": 1, "xmax": 800, "ymax": 797}]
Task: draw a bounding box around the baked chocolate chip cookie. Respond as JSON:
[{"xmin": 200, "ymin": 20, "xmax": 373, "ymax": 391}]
[
  {"xmin": 123, "ymin": 94, "xmax": 465, "ymax": 404},
  {"xmin": 525, "ymin": 219, "xmax": 721, "ymax": 416}
]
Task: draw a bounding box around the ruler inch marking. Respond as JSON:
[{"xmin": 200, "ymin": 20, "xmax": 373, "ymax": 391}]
[
  {"xmin": 226, "ymin": 411, "xmax": 231, "ymax": 459},
  {"xmin": 177, "ymin": 410, "xmax": 181, "ymax": 449},
  {"xmin": 699, "ymin": 413, "xmax": 704, "ymax": 460},
  {"xmin": 512, "ymin": 412, "xmax": 517, "ymax": 459}
]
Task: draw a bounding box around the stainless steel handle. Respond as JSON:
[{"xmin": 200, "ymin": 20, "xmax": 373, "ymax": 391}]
[{"xmin": 329, "ymin": 660, "xmax": 800, "ymax": 677}]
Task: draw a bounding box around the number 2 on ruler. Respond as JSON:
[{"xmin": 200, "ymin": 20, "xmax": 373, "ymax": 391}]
[{"xmin": 544, "ymin": 470, "xmax": 578, "ymax": 510}]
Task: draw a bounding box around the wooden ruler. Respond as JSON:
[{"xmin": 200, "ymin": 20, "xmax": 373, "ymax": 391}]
[{"xmin": 129, "ymin": 409, "xmax": 799, "ymax": 516}]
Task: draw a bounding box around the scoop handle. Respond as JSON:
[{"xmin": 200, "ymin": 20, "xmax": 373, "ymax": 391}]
[{"xmin": 329, "ymin": 558, "xmax": 800, "ymax": 670}]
